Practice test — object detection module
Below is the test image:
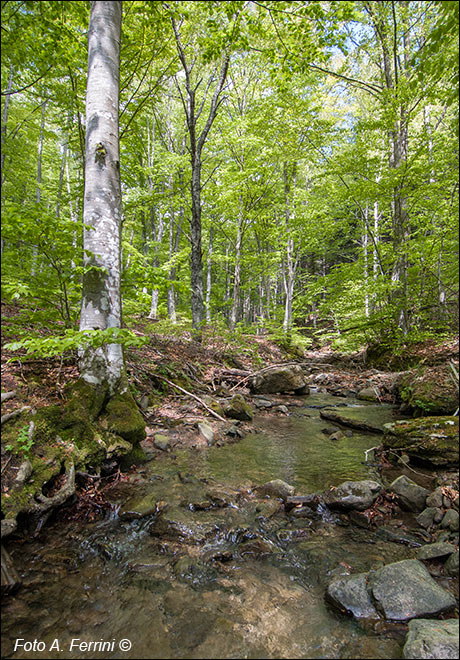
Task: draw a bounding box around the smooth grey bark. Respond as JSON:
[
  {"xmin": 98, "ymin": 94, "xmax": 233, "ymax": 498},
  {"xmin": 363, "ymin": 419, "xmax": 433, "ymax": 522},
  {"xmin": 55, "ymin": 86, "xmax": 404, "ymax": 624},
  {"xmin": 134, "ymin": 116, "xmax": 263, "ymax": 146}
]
[
  {"xmin": 171, "ymin": 16, "xmax": 230, "ymax": 335},
  {"xmin": 79, "ymin": 0, "xmax": 124, "ymax": 394},
  {"xmin": 205, "ymin": 225, "xmax": 213, "ymax": 323},
  {"xmin": 282, "ymin": 162, "xmax": 299, "ymax": 334},
  {"xmin": 229, "ymin": 201, "xmax": 244, "ymax": 330},
  {"xmin": 363, "ymin": 204, "xmax": 370, "ymax": 318}
]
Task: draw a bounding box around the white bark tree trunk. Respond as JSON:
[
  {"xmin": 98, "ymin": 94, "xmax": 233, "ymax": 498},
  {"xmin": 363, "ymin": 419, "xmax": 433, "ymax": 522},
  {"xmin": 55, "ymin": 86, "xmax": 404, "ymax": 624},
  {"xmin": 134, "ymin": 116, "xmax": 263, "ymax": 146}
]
[{"xmin": 79, "ymin": 0, "xmax": 124, "ymax": 395}]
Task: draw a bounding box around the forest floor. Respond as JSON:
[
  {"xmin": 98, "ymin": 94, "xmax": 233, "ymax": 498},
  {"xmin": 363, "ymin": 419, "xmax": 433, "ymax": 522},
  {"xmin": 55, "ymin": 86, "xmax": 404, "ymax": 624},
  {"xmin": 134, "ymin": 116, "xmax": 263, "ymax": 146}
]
[{"xmin": 1, "ymin": 301, "xmax": 458, "ymax": 460}]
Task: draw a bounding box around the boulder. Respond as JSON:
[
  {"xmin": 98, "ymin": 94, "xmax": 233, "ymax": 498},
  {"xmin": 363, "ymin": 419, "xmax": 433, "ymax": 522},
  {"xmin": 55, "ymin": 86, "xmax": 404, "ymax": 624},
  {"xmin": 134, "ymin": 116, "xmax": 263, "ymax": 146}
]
[
  {"xmin": 397, "ymin": 364, "xmax": 458, "ymax": 416},
  {"xmin": 224, "ymin": 395, "xmax": 253, "ymax": 421},
  {"xmin": 255, "ymin": 479, "xmax": 295, "ymax": 500},
  {"xmin": 441, "ymin": 509, "xmax": 459, "ymax": 532},
  {"xmin": 323, "ymin": 480, "xmax": 382, "ymax": 511},
  {"xmin": 357, "ymin": 386, "xmax": 380, "ymax": 402},
  {"xmin": 119, "ymin": 494, "xmax": 158, "ymax": 520},
  {"xmin": 368, "ymin": 559, "xmax": 456, "ymax": 620},
  {"xmin": 416, "ymin": 542, "xmax": 456, "ymax": 561},
  {"xmin": 251, "ymin": 365, "xmax": 309, "ymax": 395},
  {"xmin": 426, "ymin": 487, "xmax": 444, "ymax": 508},
  {"xmin": 388, "ymin": 475, "xmax": 429, "ymax": 512},
  {"xmin": 403, "ymin": 619, "xmax": 459, "ymax": 659},
  {"xmin": 416, "ymin": 507, "xmax": 443, "ymax": 529},
  {"xmin": 326, "ymin": 573, "xmax": 379, "ymax": 619},
  {"xmin": 444, "ymin": 550, "xmax": 459, "ymax": 576},
  {"xmin": 383, "ymin": 417, "xmax": 458, "ymax": 467}
]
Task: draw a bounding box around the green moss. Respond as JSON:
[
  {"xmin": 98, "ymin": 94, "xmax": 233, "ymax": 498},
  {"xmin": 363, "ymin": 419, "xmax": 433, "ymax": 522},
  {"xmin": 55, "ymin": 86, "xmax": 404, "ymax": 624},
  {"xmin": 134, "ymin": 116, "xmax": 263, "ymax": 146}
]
[
  {"xmin": 118, "ymin": 444, "xmax": 148, "ymax": 470},
  {"xmin": 383, "ymin": 416, "xmax": 459, "ymax": 466},
  {"xmin": 63, "ymin": 379, "xmax": 109, "ymax": 423},
  {"xmin": 102, "ymin": 391, "xmax": 146, "ymax": 444}
]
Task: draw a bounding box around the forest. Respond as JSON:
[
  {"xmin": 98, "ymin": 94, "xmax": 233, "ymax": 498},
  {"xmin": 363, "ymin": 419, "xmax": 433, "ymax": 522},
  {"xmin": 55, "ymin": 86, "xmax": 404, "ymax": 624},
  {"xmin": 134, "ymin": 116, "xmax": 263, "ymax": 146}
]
[{"xmin": 1, "ymin": 2, "xmax": 459, "ymax": 660}]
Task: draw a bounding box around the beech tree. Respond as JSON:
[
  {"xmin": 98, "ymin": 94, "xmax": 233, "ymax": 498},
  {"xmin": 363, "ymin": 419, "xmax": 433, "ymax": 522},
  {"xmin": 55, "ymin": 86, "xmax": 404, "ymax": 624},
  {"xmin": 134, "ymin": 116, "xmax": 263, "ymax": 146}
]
[{"xmin": 79, "ymin": 0, "xmax": 124, "ymax": 393}]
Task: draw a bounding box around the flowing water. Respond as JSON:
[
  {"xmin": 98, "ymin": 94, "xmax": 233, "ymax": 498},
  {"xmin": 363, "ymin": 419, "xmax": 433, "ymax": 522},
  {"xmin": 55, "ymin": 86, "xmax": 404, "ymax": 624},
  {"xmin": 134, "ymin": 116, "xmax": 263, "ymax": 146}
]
[{"xmin": 2, "ymin": 394, "xmax": 434, "ymax": 659}]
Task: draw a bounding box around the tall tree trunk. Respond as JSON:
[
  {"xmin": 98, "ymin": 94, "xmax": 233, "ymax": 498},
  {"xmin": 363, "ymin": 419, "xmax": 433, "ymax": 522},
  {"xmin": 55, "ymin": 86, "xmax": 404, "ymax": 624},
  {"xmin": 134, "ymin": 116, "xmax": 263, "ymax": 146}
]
[
  {"xmin": 230, "ymin": 202, "xmax": 244, "ymax": 330},
  {"xmin": 1, "ymin": 64, "xmax": 14, "ymax": 193},
  {"xmin": 205, "ymin": 226, "xmax": 213, "ymax": 323},
  {"xmin": 282, "ymin": 162, "xmax": 298, "ymax": 334},
  {"xmin": 79, "ymin": 0, "xmax": 124, "ymax": 394}
]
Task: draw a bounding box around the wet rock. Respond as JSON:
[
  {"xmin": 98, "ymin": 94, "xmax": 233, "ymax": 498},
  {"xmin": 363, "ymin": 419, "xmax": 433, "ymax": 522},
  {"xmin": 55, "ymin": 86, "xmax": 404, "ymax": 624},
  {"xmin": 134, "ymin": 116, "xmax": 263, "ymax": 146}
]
[
  {"xmin": 319, "ymin": 408, "xmax": 388, "ymax": 433},
  {"xmin": 321, "ymin": 426, "xmax": 338, "ymax": 435},
  {"xmin": 403, "ymin": 618, "xmax": 459, "ymax": 659},
  {"xmin": 224, "ymin": 395, "xmax": 253, "ymax": 421},
  {"xmin": 251, "ymin": 365, "xmax": 309, "ymax": 395},
  {"xmin": 388, "ymin": 475, "xmax": 429, "ymax": 512},
  {"xmin": 368, "ymin": 559, "xmax": 456, "ymax": 620},
  {"xmin": 226, "ymin": 425, "xmax": 244, "ymax": 439},
  {"xmin": 197, "ymin": 422, "xmax": 214, "ymax": 446},
  {"xmin": 285, "ymin": 494, "xmax": 320, "ymax": 512},
  {"xmin": 444, "ymin": 550, "xmax": 459, "ymax": 576},
  {"xmin": 154, "ymin": 434, "xmax": 170, "ymax": 451},
  {"xmin": 416, "ymin": 542, "xmax": 456, "ymax": 561},
  {"xmin": 323, "ymin": 480, "xmax": 382, "ymax": 511},
  {"xmin": 119, "ymin": 494, "xmax": 158, "ymax": 520},
  {"xmin": 375, "ymin": 526, "xmax": 423, "ymax": 547},
  {"xmin": 255, "ymin": 499, "xmax": 281, "ymax": 518},
  {"xmin": 277, "ymin": 405, "xmax": 289, "ymax": 415},
  {"xmin": 426, "ymin": 487, "xmax": 444, "ymax": 508},
  {"xmin": 329, "ymin": 431, "xmax": 344, "ymax": 441},
  {"xmin": 357, "ymin": 387, "xmax": 380, "ymax": 402},
  {"xmin": 416, "ymin": 507, "xmax": 443, "ymax": 529},
  {"xmin": 205, "ymin": 486, "xmax": 237, "ymax": 508},
  {"xmin": 255, "ymin": 479, "xmax": 295, "ymax": 500},
  {"xmin": 253, "ymin": 398, "xmax": 273, "ymax": 409},
  {"xmin": 383, "ymin": 417, "xmax": 458, "ymax": 467},
  {"xmin": 326, "ymin": 573, "xmax": 379, "ymax": 619},
  {"xmin": 238, "ymin": 537, "xmax": 280, "ymax": 557},
  {"xmin": 441, "ymin": 509, "xmax": 459, "ymax": 532}
]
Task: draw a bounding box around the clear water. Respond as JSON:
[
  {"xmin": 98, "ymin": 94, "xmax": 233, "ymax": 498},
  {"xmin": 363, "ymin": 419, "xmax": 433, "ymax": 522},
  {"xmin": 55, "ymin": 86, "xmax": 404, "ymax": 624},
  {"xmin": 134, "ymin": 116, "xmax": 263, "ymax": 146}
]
[{"xmin": 1, "ymin": 396, "xmax": 427, "ymax": 659}]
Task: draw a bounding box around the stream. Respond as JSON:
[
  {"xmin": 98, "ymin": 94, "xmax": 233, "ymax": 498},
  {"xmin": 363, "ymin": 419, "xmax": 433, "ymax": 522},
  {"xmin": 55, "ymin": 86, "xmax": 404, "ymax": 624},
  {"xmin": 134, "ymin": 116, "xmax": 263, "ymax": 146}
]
[{"xmin": 2, "ymin": 392, "xmax": 438, "ymax": 659}]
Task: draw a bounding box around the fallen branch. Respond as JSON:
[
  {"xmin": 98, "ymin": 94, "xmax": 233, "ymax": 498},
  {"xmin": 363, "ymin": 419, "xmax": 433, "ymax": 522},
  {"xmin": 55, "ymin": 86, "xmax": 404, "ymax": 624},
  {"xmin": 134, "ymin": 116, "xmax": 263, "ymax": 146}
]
[
  {"xmin": 1, "ymin": 391, "xmax": 16, "ymax": 404},
  {"xmin": 1, "ymin": 406, "xmax": 31, "ymax": 425},
  {"xmin": 153, "ymin": 375, "xmax": 227, "ymax": 422}
]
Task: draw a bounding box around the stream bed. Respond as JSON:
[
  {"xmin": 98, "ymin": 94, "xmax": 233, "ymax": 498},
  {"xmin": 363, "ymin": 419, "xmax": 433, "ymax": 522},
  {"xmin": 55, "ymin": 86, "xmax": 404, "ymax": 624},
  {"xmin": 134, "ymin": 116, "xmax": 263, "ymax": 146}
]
[{"xmin": 1, "ymin": 393, "xmax": 441, "ymax": 659}]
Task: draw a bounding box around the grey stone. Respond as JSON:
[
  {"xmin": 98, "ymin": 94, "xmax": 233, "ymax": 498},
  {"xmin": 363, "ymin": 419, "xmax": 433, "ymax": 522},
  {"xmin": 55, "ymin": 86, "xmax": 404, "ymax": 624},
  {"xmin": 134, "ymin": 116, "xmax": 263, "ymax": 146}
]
[
  {"xmin": 323, "ymin": 480, "xmax": 382, "ymax": 511},
  {"xmin": 426, "ymin": 487, "xmax": 444, "ymax": 509},
  {"xmin": 416, "ymin": 507, "xmax": 440, "ymax": 529},
  {"xmin": 197, "ymin": 422, "xmax": 214, "ymax": 445},
  {"xmin": 441, "ymin": 509, "xmax": 459, "ymax": 532},
  {"xmin": 154, "ymin": 433, "xmax": 170, "ymax": 451},
  {"xmin": 388, "ymin": 475, "xmax": 429, "ymax": 512},
  {"xmin": 368, "ymin": 559, "xmax": 456, "ymax": 621},
  {"xmin": 416, "ymin": 542, "xmax": 456, "ymax": 561},
  {"xmin": 326, "ymin": 573, "xmax": 379, "ymax": 619},
  {"xmin": 255, "ymin": 479, "xmax": 295, "ymax": 500},
  {"xmin": 403, "ymin": 619, "xmax": 459, "ymax": 659},
  {"xmin": 357, "ymin": 386, "xmax": 380, "ymax": 401},
  {"xmin": 444, "ymin": 550, "xmax": 459, "ymax": 576},
  {"xmin": 251, "ymin": 365, "xmax": 309, "ymax": 395}
]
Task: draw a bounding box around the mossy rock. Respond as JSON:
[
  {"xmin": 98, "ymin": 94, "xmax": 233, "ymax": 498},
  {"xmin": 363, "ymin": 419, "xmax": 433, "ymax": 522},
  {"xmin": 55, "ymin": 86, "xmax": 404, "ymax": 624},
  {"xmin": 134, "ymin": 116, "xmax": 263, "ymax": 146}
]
[
  {"xmin": 224, "ymin": 394, "xmax": 253, "ymax": 421},
  {"xmin": 102, "ymin": 391, "xmax": 146, "ymax": 445},
  {"xmin": 397, "ymin": 365, "xmax": 458, "ymax": 416},
  {"xmin": 118, "ymin": 444, "xmax": 148, "ymax": 470},
  {"xmin": 383, "ymin": 416, "xmax": 459, "ymax": 467}
]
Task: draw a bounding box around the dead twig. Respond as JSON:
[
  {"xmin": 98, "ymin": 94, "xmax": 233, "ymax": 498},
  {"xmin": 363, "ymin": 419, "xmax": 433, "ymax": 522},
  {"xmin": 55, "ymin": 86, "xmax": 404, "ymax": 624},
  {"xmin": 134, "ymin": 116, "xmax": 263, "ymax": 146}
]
[{"xmin": 1, "ymin": 391, "xmax": 16, "ymax": 404}]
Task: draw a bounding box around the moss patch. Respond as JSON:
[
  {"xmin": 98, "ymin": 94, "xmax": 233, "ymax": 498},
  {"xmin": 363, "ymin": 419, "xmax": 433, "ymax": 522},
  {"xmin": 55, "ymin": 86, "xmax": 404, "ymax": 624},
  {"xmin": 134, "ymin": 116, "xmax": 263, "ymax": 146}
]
[
  {"xmin": 102, "ymin": 391, "xmax": 146, "ymax": 444},
  {"xmin": 383, "ymin": 416, "xmax": 459, "ymax": 466},
  {"xmin": 397, "ymin": 365, "xmax": 458, "ymax": 416}
]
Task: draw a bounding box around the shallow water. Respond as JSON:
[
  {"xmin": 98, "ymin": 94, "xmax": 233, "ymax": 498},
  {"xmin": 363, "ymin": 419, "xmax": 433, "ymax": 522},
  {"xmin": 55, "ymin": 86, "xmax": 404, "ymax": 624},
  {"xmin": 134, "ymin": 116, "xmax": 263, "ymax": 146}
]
[{"xmin": 1, "ymin": 395, "xmax": 428, "ymax": 659}]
